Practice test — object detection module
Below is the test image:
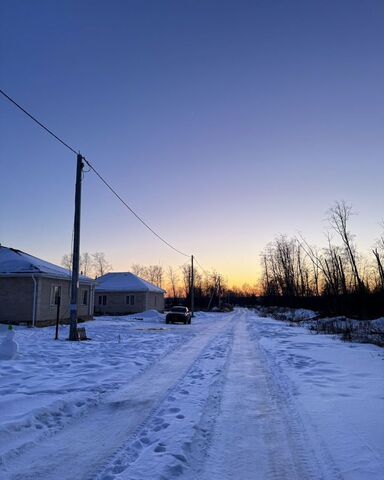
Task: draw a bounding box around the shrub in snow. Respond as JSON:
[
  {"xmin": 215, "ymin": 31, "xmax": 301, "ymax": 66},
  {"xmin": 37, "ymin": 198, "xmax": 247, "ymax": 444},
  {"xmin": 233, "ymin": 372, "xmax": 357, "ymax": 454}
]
[
  {"xmin": 255, "ymin": 306, "xmax": 318, "ymax": 323},
  {"xmin": 308, "ymin": 317, "xmax": 384, "ymax": 346},
  {"xmin": 257, "ymin": 306, "xmax": 384, "ymax": 346}
]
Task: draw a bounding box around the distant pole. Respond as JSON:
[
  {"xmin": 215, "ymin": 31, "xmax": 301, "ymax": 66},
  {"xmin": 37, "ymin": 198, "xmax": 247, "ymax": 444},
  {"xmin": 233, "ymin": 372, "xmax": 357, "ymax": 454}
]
[
  {"xmin": 191, "ymin": 255, "xmax": 195, "ymax": 317},
  {"xmin": 218, "ymin": 275, "xmax": 222, "ymax": 309},
  {"xmin": 68, "ymin": 154, "xmax": 84, "ymax": 341}
]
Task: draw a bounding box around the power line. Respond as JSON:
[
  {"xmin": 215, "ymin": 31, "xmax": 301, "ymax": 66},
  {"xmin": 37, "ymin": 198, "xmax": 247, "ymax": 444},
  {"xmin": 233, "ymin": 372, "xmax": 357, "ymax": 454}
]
[
  {"xmin": 0, "ymin": 88, "xmax": 190, "ymax": 258},
  {"xmin": 193, "ymin": 256, "xmax": 210, "ymax": 276},
  {"xmin": 0, "ymin": 89, "xmax": 78, "ymax": 155},
  {"xmin": 83, "ymin": 158, "xmax": 190, "ymax": 257}
]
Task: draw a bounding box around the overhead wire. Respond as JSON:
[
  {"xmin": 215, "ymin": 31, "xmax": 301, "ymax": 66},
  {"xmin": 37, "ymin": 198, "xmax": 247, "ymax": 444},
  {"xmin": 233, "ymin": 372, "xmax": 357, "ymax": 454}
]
[
  {"xmin": 193, "ymin": 256, "xmax": 211, "ymax": 276},
  {"xmin": 83, "ymin": 158, "xmax": 190, "ymax": 257},
  {"xmin": 0, "ymin": 88, "xmax": 190, "ymax": 258},
  {"xmin": 0, "ymin": 88, "xmax": 78, "ymax": 156}
]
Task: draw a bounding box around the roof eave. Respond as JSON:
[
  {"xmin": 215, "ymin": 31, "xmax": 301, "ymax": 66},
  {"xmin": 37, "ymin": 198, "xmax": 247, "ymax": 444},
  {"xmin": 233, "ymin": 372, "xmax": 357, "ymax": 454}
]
[{"xmin": 0, "ymin": 272, "xmax": 95, "ymax": 284}]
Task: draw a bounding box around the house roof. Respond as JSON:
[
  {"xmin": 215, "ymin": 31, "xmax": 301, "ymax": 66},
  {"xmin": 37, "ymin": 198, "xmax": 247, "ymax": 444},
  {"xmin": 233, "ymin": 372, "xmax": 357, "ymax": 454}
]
[
  {"xmin": 0, "ymin": 246, "xmax": 94, "ymax": 283},
  {"xmin": 95, "ymin": 272, "xmax": 165, "ymax": 293}
]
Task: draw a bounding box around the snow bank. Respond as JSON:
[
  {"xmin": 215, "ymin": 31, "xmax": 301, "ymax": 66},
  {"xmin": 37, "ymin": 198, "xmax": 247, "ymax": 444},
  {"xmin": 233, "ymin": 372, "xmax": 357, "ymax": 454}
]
[
  {"xmin": 94, "ymin": 310, "xmax": 165, "ymax": 325},
  {"xmin": 257, "ymin": 306, "xmax": 318, "ymax": 322},
  {"xmin": 128, "ymin": 309, "xmax": 165, "ymax": 323},
  {"xmin": 257, "ymin": 306, "xmax": 384, "ymax": 346},
  {"xmin": 308, "ymin": 316, "xmax": 384, "ymax": 346}
]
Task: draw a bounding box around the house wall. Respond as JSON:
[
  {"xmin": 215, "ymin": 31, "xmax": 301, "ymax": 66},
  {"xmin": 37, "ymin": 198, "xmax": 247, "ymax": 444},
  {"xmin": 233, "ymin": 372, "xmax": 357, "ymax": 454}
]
[
  {"xmin": 0, "ymin": 277, "xmax": 34, "ymax": 324},
  {"xmin": 37, "ymin": 278, "xmax": 94, "ymax": 326},
  {"xmin": 94, "ymin": 291, "xmax": 147, "ymax": 315},
  {"xmin": 146, "ymin": 292, "xmax": 165, "ymax": 311},
  {"xmin": 0, "ymin": 276, "xmax": 94, "ymax": 326}
]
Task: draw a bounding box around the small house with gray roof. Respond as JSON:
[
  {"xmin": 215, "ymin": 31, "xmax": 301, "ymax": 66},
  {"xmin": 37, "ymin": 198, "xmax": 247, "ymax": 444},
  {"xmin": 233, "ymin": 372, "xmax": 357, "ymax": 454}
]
[
  {"xmin": 0, "ymin": 246, "xmax": 95, "ymax": 326},
  {"xmin": 94, "ymin": 272, "xmax": 165, "ymax": 315}
]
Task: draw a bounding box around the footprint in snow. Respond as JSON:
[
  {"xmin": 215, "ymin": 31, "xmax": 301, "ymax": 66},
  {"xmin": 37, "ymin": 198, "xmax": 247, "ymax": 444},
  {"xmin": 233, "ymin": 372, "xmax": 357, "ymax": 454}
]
[
  {"xmin": 155, "ymin": 443, "xmax": 166, "ymax": 453},
  {"xmin": 153, "ymin": 424, "xmax": 163, "ymax": 432},
  {"xmin": 168, "ymin": 407, "xmax": 180, "ymax": 413},
  {"xmin": 133, "ymin": 440, "xmax": 143, "ymax": 450},
  {"xmin": 171, "ymin": 453, "xmax": 187, "ymax": 463},
  {"xmin": 112, "ymin": 465, "xmax": 126, "ymax": 474},
  {"xmin": 166, "ymin": 463, "xmax": 184, "ymax": 476}
]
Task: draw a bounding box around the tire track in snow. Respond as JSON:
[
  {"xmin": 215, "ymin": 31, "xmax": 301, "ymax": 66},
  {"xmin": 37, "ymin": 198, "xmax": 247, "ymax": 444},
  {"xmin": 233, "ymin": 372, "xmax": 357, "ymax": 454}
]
[
  {"xmin": 246, "ymin": 312, "xmax": 344, "ymax": 480},
  {"xmin": 2, "ymin": 312, "xmax": 236, "ymax": 480},
  {"xmin": 195, "ymin": 308, "xmax": 303, "ymax": 480},
  {"xmin": 94, "ymin": 319, "xmax": 235, "ymax": 480}
]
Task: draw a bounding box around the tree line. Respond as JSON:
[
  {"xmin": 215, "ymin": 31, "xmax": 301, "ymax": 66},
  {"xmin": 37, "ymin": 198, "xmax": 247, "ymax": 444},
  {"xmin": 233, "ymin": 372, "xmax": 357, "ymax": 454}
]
[
  {"xmin": 61, "ymin": 253, "xmax": 258, "ymax": 310},
  {"xmin": 260, "ymin": 200, "xmax": 384, "ymax": 318}
]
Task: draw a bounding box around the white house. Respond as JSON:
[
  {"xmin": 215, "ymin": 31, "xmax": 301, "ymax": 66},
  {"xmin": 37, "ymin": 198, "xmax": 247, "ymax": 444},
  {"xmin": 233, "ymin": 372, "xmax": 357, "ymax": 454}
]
[{"xmin": 94, "ymin": 272, "xmax": 165, "ymax": 314}]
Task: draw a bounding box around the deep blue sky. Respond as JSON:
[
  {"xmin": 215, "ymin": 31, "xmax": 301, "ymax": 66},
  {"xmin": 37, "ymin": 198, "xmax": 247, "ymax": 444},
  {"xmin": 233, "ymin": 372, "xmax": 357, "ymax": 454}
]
[{"xmin": 1, "ymin": 0, "xmax": 383, "ymax": 285}]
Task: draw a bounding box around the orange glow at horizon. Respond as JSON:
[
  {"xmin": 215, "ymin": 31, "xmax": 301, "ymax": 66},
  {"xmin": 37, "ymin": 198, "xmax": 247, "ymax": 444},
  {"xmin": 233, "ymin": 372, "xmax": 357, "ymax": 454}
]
[{"xmin": 111, "ymin": 260, "xmax": 262, "ymax": 291}]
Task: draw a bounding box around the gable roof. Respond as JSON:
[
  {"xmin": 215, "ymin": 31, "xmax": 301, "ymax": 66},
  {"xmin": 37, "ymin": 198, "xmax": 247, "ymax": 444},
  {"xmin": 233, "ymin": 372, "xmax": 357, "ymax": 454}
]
[
  {"xmin": 0, "ymin": 246, "xmax": 94, "ymax": 283},
  {"xmin": 95, "ymin": 272, "xmax": 165, "ymax": 293}
]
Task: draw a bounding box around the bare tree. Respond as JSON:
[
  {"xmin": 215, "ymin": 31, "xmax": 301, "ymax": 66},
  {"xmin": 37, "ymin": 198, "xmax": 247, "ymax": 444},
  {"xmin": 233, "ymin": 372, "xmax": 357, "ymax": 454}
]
[
  {"xmin": 328, "ymin": 201, "xmax": 364, "ymax": 292},
  {"xmin": 81, "ymin": 252, "xmax": 92, "ymax": 276},
  {"xmin": 167, "ymin": 266, "xmax": 179, "ymax": 299},
  {"xmin": 261, "ymin": 235, "xmax": 316, "ymax": 297},
  {"xmin": 296, "ymin": 236, "xmax": 322, "ymax": 296},
  {"xmin": 131, "ymin": 264, "xmax": 146, "ymax": 277},
  {"xmin": 372, "ymin": 227, "xmax": 384, "ymax": 291},
  {"xmin": 146, "ymin": 265, "xmax": 164, "ymax": 288},
  {"xmin": 181, "ymin": 263, "xmax": 192, "ymax": 299},
  {"xmin": 61, "ymin": 254, "xmax": 72, "ymax": 271},
  {"xmin": 92, "ymin": 252, "xmax": 112, "ymax": 278},
  {"xmin": 323, "ymin": 233, "xmax": 348, "ymax": 295},
  {"xmin": 372, "ymin": 248, "xmax": 384, "ymax": 290},
  {"xmin": 131, "ymin": 264, "xmax": 164, "ymax": 287}
]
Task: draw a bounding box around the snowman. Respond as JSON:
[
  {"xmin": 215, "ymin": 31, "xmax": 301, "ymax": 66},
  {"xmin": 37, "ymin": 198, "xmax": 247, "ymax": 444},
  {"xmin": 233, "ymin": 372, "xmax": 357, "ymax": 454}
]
[{"xmin": 0, "ymin": 325, "xmax": 19, "ymax": 360}]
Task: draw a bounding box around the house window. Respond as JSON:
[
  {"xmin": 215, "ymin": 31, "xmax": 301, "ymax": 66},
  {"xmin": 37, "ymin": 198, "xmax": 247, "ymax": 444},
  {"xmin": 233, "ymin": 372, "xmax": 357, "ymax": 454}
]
[
  {"xmin": 81, "ymin": 289, "xmax": 88, "ymax": 306},
  {"xmin": 50, "ymin": 285, "xmax": 61, "ymax": 306},
  {"xmin": 126, "ymin": 295, "xmax": 135, "ymax": 305},
  {"xmin": 98, "ymin": 295, "xmax": 107, "ymax": 306}
]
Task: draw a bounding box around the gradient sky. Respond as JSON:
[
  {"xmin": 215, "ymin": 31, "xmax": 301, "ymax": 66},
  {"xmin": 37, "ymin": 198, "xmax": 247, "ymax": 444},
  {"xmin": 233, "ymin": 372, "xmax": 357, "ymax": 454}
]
[{"xmin": 1, "ymin": 0, "xmax": 383, "ymax": 286}]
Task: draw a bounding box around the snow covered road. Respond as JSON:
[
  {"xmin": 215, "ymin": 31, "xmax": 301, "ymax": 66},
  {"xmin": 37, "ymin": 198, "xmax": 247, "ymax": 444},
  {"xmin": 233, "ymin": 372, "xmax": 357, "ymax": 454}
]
[{"xmin": 0, "ymin": 309, "xmax": 383, "ymax": 479}]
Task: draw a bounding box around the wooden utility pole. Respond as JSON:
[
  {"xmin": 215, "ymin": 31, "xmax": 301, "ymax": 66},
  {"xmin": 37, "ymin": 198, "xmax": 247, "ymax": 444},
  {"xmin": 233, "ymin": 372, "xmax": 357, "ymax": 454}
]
[
  {"xmin": 191, "ymin": 255, "xmax": 195, "ymax": 317},
  {"xmin": 68, "ymin": 154, "xmax": 84, "ymax": 341}
]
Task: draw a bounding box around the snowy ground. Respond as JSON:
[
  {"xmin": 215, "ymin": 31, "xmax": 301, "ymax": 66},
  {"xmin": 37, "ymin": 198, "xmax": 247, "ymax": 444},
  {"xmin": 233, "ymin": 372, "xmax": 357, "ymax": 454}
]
[{"xmin": 0, "ymin": 309, "xmax": 383, "ymax": 480}]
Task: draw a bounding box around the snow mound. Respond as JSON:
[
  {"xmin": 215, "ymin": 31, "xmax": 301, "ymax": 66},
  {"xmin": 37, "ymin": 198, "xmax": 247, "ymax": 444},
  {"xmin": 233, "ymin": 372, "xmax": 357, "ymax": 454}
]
[
  {"xmin": 292, "ymin": 308, "xmax": 318, "ymax": 321},
  {"xmin": 128, "ymin": 310, "xmax": 165, "ymax": 323},
  {"xmin": 308, "ymin": 316, "xmax": 384, "ymax": 345},
  {"xmin": 371, "ymin": 317, "xmax": 384, "ymax": 332},
  {"xmin": 257, "ymin": 306, "xmax": 318, "ymax": 322}
]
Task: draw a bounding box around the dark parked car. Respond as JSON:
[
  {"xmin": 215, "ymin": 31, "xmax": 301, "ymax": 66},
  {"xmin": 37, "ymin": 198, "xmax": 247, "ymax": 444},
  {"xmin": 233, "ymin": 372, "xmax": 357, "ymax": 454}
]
[{"xmin": 166, "ymin": 306, "xmax": 192, "ymax": 325}]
